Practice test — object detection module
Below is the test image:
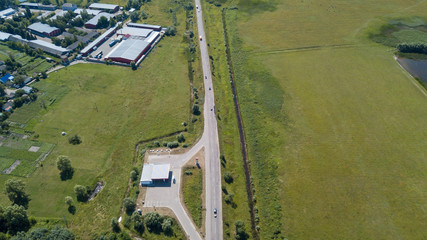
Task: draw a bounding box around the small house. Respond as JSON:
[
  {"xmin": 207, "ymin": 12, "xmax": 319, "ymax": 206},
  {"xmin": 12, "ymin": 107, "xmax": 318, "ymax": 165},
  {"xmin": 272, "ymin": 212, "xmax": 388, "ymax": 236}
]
[{"xmin": 0, "ymin": 74, "xmax": 14, "ymax": 84}]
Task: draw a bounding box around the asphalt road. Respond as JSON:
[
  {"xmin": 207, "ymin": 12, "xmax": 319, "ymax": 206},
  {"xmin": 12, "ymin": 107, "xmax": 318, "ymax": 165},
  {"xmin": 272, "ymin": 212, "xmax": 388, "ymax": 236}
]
[
  {"xmin": 143, "ymin": 1, "xmax": 223, "ymax": 239},
  {"xmin": 194, "ymin": 0, "xmax": 224, "ymax": 238}
]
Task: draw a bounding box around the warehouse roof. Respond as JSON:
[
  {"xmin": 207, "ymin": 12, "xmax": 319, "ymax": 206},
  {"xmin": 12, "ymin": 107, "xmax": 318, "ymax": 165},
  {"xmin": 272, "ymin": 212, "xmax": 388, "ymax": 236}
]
[
  {"xmin": 106, "ymin": 38, "xmax": 150, "ymax": 60},
  {"xmin": 89, "ymin": 3, "xmax": 119, "ymax": 10},
  {"xmin": 0, "ymin": 8, "xmax": 15, "ymax": 17},
  {"xmin": 145, "ymin": 31, "xmax": 160, "ymax": 44},
  {"xmin": 20, "ymin": 2, "xmax": 39, "ymax": 8},
  {"xmin": 74, "ymin": 8, "xmax": 101, "ymax": 16},
  {"xmin": 28, "ymin": 40, "xmax": 69, "ymax": 56},
  {"xmin": 85, "ymin": 12, "xmax": 113, "ymax": 26},
  {"xmin": 0, "ymin": 31, "xmax": 12, "ymax": 41},
  {"xmin": 127, "ymin": 22, "xmax": 162, "ymax": 30},
  {"xmin": 116, "ymin": 27, "xmax": 152, "ymax": 38},
  {"xmin": 28, "ymin": 22, "xmax": 59, "ymax": 34}
]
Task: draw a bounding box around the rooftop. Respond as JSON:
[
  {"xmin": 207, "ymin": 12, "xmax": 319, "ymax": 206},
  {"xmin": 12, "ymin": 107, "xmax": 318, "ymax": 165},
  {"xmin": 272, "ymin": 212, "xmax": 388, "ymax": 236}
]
[
  {"xmin": 81, "ymin": 23, "xmax": 120, "ymax": 54},
  {"xmin": 0, "ymin": 31, "xmax": 12, "ymax": 41},
  {"xmin": 116, "ymin": 27, "xmax": 152, "ymax": 38},
  {"xmin": 0, "ymin": 8, "xmax": 15, "ymax": 17},
  {"xmin": 74, "ymin": 8, "xmax": 102, "ymax": 16},
  {"xmin": 28, "ymin": 39, "xmax": 69, "ymax": 55},
  {"xmin": 106, "ymin": 38, "xmax": 150, "ymax": 60},
  {"xmin": 127, "ymin": 22, "xmax": 162, "ymax": 30},
  {"xmin": 28, "ymin": 22, "xmax": 59, "ymax": 34},
  {"xmin": 89, "ymin": 3, "xmax": 119, "ymax": 10},
  {"xmin": 85, "ymin": 12, "xmax": 113, "ymax": 26},
  {"xmin": 141, "ymin": 164, "xmax": 171, "ymax": 182}
]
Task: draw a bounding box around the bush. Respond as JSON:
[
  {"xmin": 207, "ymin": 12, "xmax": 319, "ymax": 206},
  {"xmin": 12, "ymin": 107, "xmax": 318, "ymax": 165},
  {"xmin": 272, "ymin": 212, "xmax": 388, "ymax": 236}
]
[
  {"xmin": 177, "ymin": 133, "xmax": 185, "ymax": 143},
  {"xmin": 123, "ymin": 198, "xmax": 136, "ymax": 215},
  {"xmin": 144, "ymin": 212, "xmax": 162, "ymax": 232},
  {"xmin": 167, "ymin": 141, "xmax": 179, "ymax": 149},
  {"xmin": 153, "ymin": 141, "xmax": 160, "ymax": 147},
  {"xmin": 225, "ymin": 193, "xmax": 234, "ymax": 204},
  {"xmin": 130, "ymin": 170, "xmax": 138, "ymax": 181},
  {"xmin": 68, "ymin": 134, "xmax": 82, "ymax": 145},
  {"xmin": 74, "ymin": 185, "xmax": 89, "ymax": 202},
  {"xmin": 224, "ymin": 172, "xmax": 234, "ymax": 184},
  {"xmin": 184, "ymin": 170, "xmax": 193, "ymax": 175},
  {"xmin": 111, "ymin": 217, "xmax": 120, "ymax": 232},
  {"xmin": 192, "ymin": 104, "xmax": 200, "ymax": 115}
]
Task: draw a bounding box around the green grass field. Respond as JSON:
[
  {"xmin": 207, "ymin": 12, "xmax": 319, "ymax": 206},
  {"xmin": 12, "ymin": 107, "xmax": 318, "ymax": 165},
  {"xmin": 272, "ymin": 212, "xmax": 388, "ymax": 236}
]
[
  {"xmin": 0, "ymin": 44, "xmax": 54, "ymax": 75},
  {"xmin": 202, "ymin": 0, "xmax": 427, "ymax": 239},
  {"xmin": 0, "ymin": 3, "xmax": 198, "ymax": 235},
  {"xmin": 182, "ymin": 166, "xmax": 203, "ymax": 228}
]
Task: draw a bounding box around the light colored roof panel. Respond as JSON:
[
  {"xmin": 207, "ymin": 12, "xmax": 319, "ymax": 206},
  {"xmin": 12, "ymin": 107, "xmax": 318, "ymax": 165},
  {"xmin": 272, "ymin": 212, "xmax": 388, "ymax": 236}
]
[
  {"xmin": 106, "ymin": 38, "xmax": 150, "ymax": 61},
  {"xmin": 28, "ymin": 22, "xmax": 59, "ymax": 34},
  {"xmin": 0, "ymin": 31, "xmax": 12, "ymax": 41},
  {"xmin": 0, "ymin": 8, "xmax": 15, "ymax": 17},
  {"xmin": 145, "ymin": 31, "xmax": 159, "ymax": 44},
  {"xmin": 116, "ymin": 27, "xmax": 152, "ymax": 37},
  {"xmin": 141, "ymin": 164, "xmax": 153, "ymax": 182},
  {"xmin": 74, "ymin": 8, "xmax": 101, "ymax": 16},
  {"xmin": 85, "ymin": 12, "xmax": 113, "ymax": 26},
  {"xmin": 89, "ymin": 3, "xmax": 118, "ymax": 10},
  {"xmin": 28, "ymin": 40, "xmax": 69, "ymax": 55},
  {"xmin": 127, "ymin": 22, "xmax": 162, "ymax": 30},
  {"xmin": 151, "ymin": 164, "xmax": 170, "ymax": 179}
]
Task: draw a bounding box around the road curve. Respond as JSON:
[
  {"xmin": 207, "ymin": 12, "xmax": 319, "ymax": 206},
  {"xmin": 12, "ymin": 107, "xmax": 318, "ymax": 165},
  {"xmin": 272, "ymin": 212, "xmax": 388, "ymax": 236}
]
[{"xmin": 194, "ymin": 0, "xmax": 224, "ymax": 239}]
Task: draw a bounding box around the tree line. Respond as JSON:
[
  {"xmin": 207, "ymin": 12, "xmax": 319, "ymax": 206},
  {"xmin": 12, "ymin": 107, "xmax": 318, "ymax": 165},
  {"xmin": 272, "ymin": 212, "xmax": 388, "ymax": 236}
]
[{"xmin": 397, "ymin": 42, "xmax": 427, "ymax": 54}]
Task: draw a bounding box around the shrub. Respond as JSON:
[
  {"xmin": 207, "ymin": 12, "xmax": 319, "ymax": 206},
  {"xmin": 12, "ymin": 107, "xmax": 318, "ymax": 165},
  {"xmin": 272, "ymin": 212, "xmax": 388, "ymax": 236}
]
[
  {"xmin": 224, "ymin": 172, "xmax": 234, "ymax": 184},
  {"xmin": 225, "ymin": 193, "xmax": 234, "ymax": 204},
  {"xmin": 167, "ymin": 141, "xmax": 179, "ymax": 149},
  {"xmin": 68, "ymin": 134, "xmax": 82, "ymax": 145},
  {"xmin": 153, "ymin": 141, "xmax": 160, "ymax": 147},
  {"xmin": 123, "ymin": 198, "xmax": 136, "ymax": 215},
  {"xmin": 74, "ymin": 185, "xmax": 89, "ymax": 202},
  {"xmin": 192, "ymin": 104, "xmax": 200, "ymax": 115},
  {"xmin": 111, "ymin": 217, "xmax": 120, "ymax": 232},
  {"xmin": 130, "ymin": 170, "xmax": 138, "ymax": 181},
  {"xmin": 177, "ymin": 133, "xmax": 185, "ymax": 143}
]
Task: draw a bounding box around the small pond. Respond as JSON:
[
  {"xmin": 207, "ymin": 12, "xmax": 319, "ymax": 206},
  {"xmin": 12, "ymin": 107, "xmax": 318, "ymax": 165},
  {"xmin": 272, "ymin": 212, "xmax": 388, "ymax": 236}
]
[{"xmin": 397, "ymin": 57, "xmax": 427, "ymax": 83}]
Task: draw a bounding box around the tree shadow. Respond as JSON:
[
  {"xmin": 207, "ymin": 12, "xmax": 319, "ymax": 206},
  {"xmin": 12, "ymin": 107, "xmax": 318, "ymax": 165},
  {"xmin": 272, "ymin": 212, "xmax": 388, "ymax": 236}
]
[
  {"xmin": 60, "ymin": 168, "xmax": 74, "ymax": 181},
  {"xmin": 68, "ymin": 205, "xmax": 76, "ymax": 215}
]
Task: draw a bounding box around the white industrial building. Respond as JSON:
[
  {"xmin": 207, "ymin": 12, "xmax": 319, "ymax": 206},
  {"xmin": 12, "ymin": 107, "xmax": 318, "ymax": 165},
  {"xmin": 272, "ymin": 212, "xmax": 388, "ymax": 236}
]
[
  {"xmin": 140, "ymin": 164, "xmax": 171, "ymax": 185},
  {"xmin": 116, "ymin": 27, "xmax": 152, "ymax": 38}
]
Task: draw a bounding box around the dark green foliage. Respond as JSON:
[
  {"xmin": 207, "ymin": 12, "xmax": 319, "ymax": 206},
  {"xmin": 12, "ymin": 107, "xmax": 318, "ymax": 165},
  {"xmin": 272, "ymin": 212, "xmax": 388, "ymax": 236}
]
[
  {"xmin": 224, "ymin": 193, "xmax": 234, "ymax": 205},
  {"xmin": 177, "ymin": 133, "xmax": 185, "ymax": 143},
  {"xmin": 130, "ymin": 61, "xmax": 136, "ymax": 70},
  {"xmin": 4, "ymin": 204, "xmax": 30, "ymax": 235},
  {"xmin": 97, "ymin": 16, "xmax": 109, "ymax": 28},
  {"xmin": 47, "ymin": 226, "xmax": 74, "ymax": 239},
  {"xmin": 397, "ymin": 42, "xmax": 427, "ymax": 54},
  {"xmin": 56, "ymin": 156, "xmax": 74, "ymax": 181},
  {"xmin": 130, "ymin": 12, "xmax": 140, "ymax": 22},
  {"xmin": 123, "ymin": 198, "xmax": 136, "ymax": 215},
  {"xmin": 4, "ymin": 178, "xmax": 30, "ymax": 209},
  {"xmin": 68, "ymin": 135, "xmax": 82, "ymax": 145},
  {"xmin": 143, "ymin": 212, "xmax": 162, "ymax": 232},
  {"xmin": 161, "ymin": 217, "xmax": 173, "ymax": 235},
  {"xmin": 234, "ymin": 220, "xmax": 249, "ymax": 240},
  {"xmin": 111, "ymin": 218, "xmax": 120, "ymax": 233},
  {"xmin": 130, "ymin": 170, "xmax": 138, "ymax": 181},
  {"xmin": 192, "ymin": 104, "xmax": 200, "ymax": 115},
  {"xmin": 74, "ymin": 185, "xmax": 89, "ymax": 202},
  {"xmin": 224, "ymin": 172, "xmax": 234, "ymax": 184},
  {"xmin": 167, "ymin": 141, "xmax": 179, "ymax": 148},
  {"xmin": 165, "ymin": 26, "xmax": 177, "ymax": 36}
]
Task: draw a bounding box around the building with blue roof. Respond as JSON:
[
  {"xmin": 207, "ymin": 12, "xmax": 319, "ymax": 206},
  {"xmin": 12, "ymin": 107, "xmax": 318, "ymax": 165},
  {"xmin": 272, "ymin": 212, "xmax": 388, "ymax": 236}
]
[{"xmin": 0, "ymin": 74, "xmax": 14, "ymax": 84}]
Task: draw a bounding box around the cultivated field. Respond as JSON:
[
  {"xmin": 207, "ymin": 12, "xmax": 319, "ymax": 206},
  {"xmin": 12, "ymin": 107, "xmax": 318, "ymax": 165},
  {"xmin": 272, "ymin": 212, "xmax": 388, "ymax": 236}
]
[{"xmin": 203, "ymin": 0, "xmax": 427, "ymax": 239}]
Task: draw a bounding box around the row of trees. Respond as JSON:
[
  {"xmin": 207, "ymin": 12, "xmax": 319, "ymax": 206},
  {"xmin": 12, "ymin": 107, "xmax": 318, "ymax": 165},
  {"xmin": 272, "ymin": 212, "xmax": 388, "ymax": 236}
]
[
  {"xmin": 112, "ymin": 212, "xmax": 174, "ymax": 235},
  {"xmin": 397, "ymin": 42, "xmax": 427, "ymax": 54}
]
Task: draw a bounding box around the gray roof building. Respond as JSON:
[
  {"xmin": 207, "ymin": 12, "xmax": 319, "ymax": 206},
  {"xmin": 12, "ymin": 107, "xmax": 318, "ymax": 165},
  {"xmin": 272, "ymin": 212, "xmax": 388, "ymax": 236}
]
[
  {"xmin": 28, "ymin": 40, "xmax": 69, "ymax": 56},
  {"xmin": 127, "ymin": 22, "xmax": 162, "ymax": 31},
  {"xmin": 89, "ymin": 3, "xmax": 119, "ymax": 12},
  {"xmin": 105, "ymin": 38, "xmax": 150, "ymax": 63},
  {"xmin": 62, "ymin": 3, "xmax": 77, "ymax": 11},
  {"xmin": 9, "ymin": 34, "xmax": 28, "ymax": 44},
  {"xmin": 28, "ymin": 22, "xmax": 60, "ymax": 37},
  {"xmin": 0, "ymin": 31, "xmax": 12, "ymax": 41},
  {"xmin": 0, "ymin": 8, "xmax": 15, "ymax": 18},
  {"xmin": 84, "ymin": 12, "xmax": 113, "ymax": 28},
  {"xmin": 116, "ymin": 27, "xmax": 152, "ymax": 38},
  {"xmin": 74, "ymin": 8, "xmax": 102, "ymax": 16}
]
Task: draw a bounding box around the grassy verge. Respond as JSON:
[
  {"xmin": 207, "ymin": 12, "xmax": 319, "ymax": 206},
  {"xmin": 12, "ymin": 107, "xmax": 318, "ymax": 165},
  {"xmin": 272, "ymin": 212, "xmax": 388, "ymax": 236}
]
[
  {"xmin": 182, "ymin": 166, "xmax": 203, "ymax": 228},
  {"xmin": 201, "ymin": 1, "xmax": 252, "ymax": 239}
]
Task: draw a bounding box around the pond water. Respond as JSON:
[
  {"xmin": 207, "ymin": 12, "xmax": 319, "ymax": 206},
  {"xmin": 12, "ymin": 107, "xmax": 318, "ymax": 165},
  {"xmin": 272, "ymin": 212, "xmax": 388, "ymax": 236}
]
[{"xmin": 397, "ymin": 57, "xmax": 427, "ymax": 83}]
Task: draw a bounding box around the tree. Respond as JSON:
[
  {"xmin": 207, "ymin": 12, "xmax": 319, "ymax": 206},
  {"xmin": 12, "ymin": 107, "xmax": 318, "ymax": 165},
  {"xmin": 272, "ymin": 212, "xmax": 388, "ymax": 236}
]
[
  {"xmin": 68, "ymin": 134, "xmax": 82, "ymax": 145},
  {"xmin": 130, "ymin": 170, "xmax": 138, "ymax": 181},
  {"xmin": 165, "ymin": 26, "xmax": 177, "ymax": 36},
  {"xmin": 0, "ymin": 206, "xmax": 7, "ymax": 233},
  {"xmin": 234, "ymin": 220, "xmax": 248, "ymax": 240},
  {"xmin": 192, "ymin": 104, "xmax": 200, "ymax": 115},
  {"xmin": 4, "ymin": 178, "xmax": 30, "ymax": 208},
  {"xmin": 26, "ymin": 228, "xmax": 49, "ymax": 240},
  {"xmin": 41, "ymin": 72, "xmax": 47, "ymax": 79},
  {"xmin": 47, "ymin": 226, "xmax": 74, "ymax": 240},
  {"xmin": 56, "ymin": 156, "xmax": 74, "ymax": 180},
  {"xmin": 140, "ymin": 10, "xmax": 147, "ymax": 19},
  {"xmin": 0, "ymin": 122, "xmax": 9, "ymax": 134},
  {"xmin": 65, "ymin": 196, "xmax": 74, "ymax": 206},
  {"xmin": 0, "ymin": 84, "xmax": 5, "ymax": 96},
  {"xmin": 130, "ymin": 11, "xmax": 140, "ymax": 22},
  {"xmin": 161, "ymin": 217, "xmax": 173, "ymax": 235},
  {"xmin": 97, "ymin": 16, "xmax": 109, "ymax": 28},
  {"xmin": 13, "ymin": 75, "xmax": 25, "ymax": 87},
  {"xmin": 144, "ymin": 212, "xmax": 162, "ymax": 232},
  {"xmin": 130, "ymin": 61, "xmax": 136, "ymax": 70},
  {"xmin": 74, "ymin": 185, "xmax": 88, "ymax": 202},
  {"xmin": 4, "ymin": 204, "xmax": 30, "ymax": 235},
  {"xmin": 14, "ymin": 89, "xmax": 25, "ymax": 98},
  {"xmin": 177, "ymin": 133, "xmax": 185, "ymax": 143},
  {"xmin": 224, "ymin": 172, "xmax": 234, "ymax": 184},
  {"xmin": 111, "ymin": 217, "xmax": 120, "ymax": 232},
  {"xmin": 123, "ymin": 198, "xmax": 136, "ymax": 215}
]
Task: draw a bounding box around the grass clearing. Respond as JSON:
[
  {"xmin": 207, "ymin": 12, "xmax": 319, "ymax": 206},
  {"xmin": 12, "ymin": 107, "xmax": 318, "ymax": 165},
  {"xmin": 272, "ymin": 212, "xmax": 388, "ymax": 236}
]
[
  {"xmin": 201, "ymin": 0, "xmax": 427, "ymax": 239},
  {"xmin": 182, "ymin": 166, "xmax": 203, "ymax": 228}
]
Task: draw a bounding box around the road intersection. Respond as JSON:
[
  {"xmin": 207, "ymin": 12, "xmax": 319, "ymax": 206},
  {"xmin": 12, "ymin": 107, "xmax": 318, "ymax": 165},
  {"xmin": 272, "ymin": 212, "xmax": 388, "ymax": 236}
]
[{"xmin": 143, "ymin": 0, "xmax": 223, "ymax": 239}]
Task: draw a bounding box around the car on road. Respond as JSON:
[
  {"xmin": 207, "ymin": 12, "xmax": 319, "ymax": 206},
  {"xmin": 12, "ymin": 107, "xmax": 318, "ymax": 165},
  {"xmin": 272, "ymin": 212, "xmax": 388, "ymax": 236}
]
[
  {"xmin": 213, "ymin": 208, "xmax": 217, "ymax": 217},
  {"xmin": 199, "ymin": 35, "xmax": 202, "ymax": 41},
  {"xmin": 205, "ymin": 76, "xmax": 207, "ymax": 79},
  {"xmin": 209, "ymin": 87, "xmax": 211, "ymax": 90},
  {"xmin": 173, "ymin": 176, "xmax": 176, "ymax": 183}
]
